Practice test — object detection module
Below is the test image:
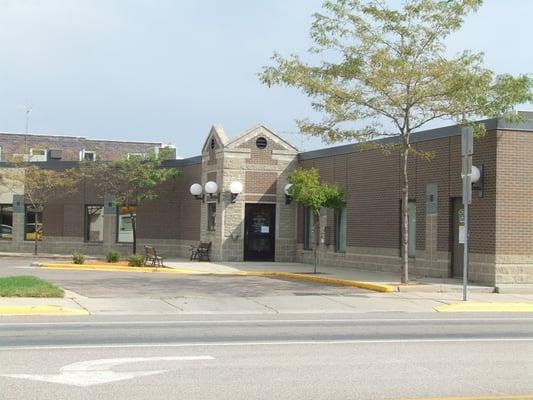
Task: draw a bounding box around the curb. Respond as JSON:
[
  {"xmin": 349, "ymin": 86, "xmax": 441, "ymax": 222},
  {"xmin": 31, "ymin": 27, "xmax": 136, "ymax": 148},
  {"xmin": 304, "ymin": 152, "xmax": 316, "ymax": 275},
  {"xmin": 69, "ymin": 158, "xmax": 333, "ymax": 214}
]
[
  {"xmin": 39, "ymin": 263, "xmax": 394, "ymax": 292},
  {"xmin": 39, "ymin": 263, "xmax": 194, "ymax": 274},
  {"xmin": 261, "ymin": 272, "xmax": 395, "ymax": 292},
  {"xmin": 434, "ymin": 302, "xmax": 533, "ymax": 312},
  {"xmin": 0, "ymin": 305, "xmax": 89, "ymax": 316}
]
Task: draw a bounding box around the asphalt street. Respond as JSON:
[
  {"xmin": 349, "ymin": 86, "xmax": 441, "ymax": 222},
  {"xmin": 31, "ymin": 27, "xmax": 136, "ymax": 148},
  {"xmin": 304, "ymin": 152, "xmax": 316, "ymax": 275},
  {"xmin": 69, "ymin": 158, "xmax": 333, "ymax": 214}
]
[{"xmin": 1, "ymin": 315, "xmax": 533, "ymax": 400}]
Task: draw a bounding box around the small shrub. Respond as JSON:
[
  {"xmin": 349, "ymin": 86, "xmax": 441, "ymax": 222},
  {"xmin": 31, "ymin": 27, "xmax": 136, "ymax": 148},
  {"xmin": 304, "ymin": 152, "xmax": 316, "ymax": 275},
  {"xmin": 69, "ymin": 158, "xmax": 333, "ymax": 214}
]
[
  {"xmin": 106, "ymin": 250, "xmax": 120, "ymax": 263},
  {"xmin": 128, "ymin": 254, "xmax": 145, "ymax": 267},
  {"xmin": 72, "ymin": 252, "xmax": 85, "ymax": 265}
]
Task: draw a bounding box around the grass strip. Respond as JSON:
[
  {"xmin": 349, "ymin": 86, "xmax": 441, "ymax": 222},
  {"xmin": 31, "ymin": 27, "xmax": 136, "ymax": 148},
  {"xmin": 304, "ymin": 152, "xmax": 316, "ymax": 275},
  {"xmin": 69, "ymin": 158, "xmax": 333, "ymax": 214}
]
[{"xmin": 0, "ymin": 276, "xmax": 64, "ymax": 298}]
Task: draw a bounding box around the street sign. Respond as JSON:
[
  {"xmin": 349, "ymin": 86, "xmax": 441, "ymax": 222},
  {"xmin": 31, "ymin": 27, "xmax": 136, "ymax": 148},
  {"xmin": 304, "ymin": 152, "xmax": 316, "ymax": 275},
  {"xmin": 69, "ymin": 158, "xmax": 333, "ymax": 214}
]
[
  {"xmin": 460, "ymin": 126, "xmax": 473, "ymax": 302},
  {"xmin": 462, "ymin": 126, "xmax": 473, "ymax": 156}
]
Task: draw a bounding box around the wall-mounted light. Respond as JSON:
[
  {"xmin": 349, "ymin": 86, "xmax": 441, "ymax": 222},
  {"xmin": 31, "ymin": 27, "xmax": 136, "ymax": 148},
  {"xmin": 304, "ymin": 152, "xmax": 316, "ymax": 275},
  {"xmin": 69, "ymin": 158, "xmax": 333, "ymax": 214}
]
[
  {"xmin": 205, "ymin": 181, "xmax": 220, "ymax": 203},
  {"xmin": 229, "ymin": 181, "xmax": 243, "ymax": 203},
  {"xmin": 471, "ymin": 165, "xmax": 484, "ymax": 197},
  {"xmin": 284, "ymin": 183, "xmax": 293, "ymax": 205},
  {"xmin": 190, "ymin": 183, "xmax": 204, "ymax": 203}
]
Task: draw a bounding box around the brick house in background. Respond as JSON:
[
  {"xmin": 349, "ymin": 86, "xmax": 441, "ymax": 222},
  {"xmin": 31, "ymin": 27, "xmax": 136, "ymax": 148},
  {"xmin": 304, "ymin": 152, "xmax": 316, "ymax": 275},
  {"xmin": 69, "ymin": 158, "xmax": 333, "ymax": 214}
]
[{"xmin": 0, "ymin": 114, "xmax": 532, "ymax": 286}]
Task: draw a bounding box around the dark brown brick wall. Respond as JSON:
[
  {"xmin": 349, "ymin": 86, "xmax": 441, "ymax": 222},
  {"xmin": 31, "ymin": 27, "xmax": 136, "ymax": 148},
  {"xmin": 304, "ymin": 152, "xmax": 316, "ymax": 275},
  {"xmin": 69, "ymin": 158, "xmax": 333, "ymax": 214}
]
[
  {"xmin": 42, "ymin": 163, "xmax": 201, "ymax": 242},
  {"xmin": 297, "ymin": 131, "xmax": 499, "ymax": 255},
  {"xmin": 495, "ymin": 130, "xmax": 533, "ymax": 255}
]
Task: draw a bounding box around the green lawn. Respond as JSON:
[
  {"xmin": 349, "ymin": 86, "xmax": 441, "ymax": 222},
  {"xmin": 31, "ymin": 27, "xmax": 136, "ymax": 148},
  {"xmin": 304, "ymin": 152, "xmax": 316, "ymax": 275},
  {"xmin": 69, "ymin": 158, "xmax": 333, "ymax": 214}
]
[{"xmin": 0, "ymin": 276, "xmax": 64, "ymax": 297}]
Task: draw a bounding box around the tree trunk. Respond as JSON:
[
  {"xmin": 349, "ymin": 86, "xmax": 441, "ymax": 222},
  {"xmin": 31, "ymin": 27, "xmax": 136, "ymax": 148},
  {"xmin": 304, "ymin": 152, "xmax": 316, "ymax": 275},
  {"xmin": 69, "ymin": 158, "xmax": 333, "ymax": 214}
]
[
  {"xmin": 400, "ymin": 147, "xmax": 409, "ymax": 284},
  {"xmin": 34, "ymin": 211, "xmax": 39, "ymax": 256},
  {"xmin": 313, "ymin": 211, "xmax": 320, "ymax": 274},
  {"xmin": 131, "ymin": 212, "xmax": 137, "ymax": 255}
]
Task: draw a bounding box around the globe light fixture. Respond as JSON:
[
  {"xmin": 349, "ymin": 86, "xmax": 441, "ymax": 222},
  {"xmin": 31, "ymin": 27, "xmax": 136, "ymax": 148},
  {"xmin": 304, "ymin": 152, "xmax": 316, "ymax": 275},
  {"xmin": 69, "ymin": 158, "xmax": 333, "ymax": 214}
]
[
  {"xmin": 229, "ymin": 181, "xmax": 243, "ymax": 203},
  {"xmin": 471, "ymin": 166, "xmax": 481, "ymax": 184},
  {"xmin": 189, "ymin": 183, "xmax": 204, "ymax": 202},
  {"xmin": 471, "ymin": 165, "xmax": 484, "ymax": 197},
  {"xmin": 204, "ymin": 181, "xmax": 220, "ymax": 202},
  {"xmin": 284, "ymin": 183, "xmax": 293, "ymax": 204}
]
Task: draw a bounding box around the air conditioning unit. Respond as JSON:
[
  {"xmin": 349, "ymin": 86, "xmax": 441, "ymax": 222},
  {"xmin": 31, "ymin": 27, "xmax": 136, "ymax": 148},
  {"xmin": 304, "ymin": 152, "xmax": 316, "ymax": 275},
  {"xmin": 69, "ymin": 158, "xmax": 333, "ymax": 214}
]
[{"xmin": 48, "ymin": 149, "xmax": 63, "ymax": 160}]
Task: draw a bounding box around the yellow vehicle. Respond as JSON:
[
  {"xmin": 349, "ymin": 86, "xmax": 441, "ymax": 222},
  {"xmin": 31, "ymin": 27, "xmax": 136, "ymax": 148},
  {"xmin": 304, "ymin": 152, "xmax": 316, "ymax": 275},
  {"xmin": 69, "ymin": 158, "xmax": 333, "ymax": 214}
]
[{"xmin": 25, "ymin": 223, "xmax": 43, "ymax": 241}]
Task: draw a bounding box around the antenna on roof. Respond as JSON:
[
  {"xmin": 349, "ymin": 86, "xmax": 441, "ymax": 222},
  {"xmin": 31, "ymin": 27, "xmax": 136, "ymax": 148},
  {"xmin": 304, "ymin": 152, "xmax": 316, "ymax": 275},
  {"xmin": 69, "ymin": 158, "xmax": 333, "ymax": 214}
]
[{"xmin": 17, "ymin": 104, "xmax": 33, "ymax": 134}]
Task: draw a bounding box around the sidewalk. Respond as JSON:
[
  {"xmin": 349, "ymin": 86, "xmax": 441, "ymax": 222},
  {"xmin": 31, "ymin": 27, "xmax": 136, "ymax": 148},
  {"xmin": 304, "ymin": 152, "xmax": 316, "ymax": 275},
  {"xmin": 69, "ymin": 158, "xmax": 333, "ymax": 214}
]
[
  {"xmin": 164, "ymin": 259, "xmax": 497, "ymax": 293},
  {"xmin": 2, "ymin": 290, "xmax": 533, "ymax": 316}
]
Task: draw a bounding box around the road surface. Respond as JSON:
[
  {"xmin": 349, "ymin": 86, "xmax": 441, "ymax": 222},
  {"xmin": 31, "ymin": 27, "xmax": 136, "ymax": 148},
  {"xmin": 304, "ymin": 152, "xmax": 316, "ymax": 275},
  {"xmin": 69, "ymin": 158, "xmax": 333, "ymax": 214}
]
[{"xmin": 1, "ymin": 314, "xmax": 532, "ymax": 400}]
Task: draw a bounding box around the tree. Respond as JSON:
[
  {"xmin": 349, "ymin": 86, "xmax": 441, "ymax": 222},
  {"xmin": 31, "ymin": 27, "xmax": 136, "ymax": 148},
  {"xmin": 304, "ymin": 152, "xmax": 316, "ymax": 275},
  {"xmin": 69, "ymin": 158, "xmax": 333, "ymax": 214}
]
[
  {"xmin": 0, "ymin": 163, "xmax": 78, "ymax": 255},
  {"xmin": 288, "ymin": 167, "xmax": 344, "ymax": 273},
  {"xmin": 260, "ymin": 0, "xmax": 533, "ymax": 283},
  {"xmin": 82, "ymin": 153, "xmax": 182, "ymax": 254}
]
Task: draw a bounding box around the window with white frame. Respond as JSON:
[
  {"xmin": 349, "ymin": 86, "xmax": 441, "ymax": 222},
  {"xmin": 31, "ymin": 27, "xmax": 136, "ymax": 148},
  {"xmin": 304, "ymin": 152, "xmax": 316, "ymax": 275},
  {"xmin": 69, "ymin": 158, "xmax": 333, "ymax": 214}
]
[
  {"xmin": 127, "ymin": 153, "xmax": 145, "ymax": 160},
  {"xmin": 80, "ymin": 150, "xmax": 96, "ymax": 161},
  {"xmin": 29, "ymin": 148, "xmax": 47, "ymax": 162}
]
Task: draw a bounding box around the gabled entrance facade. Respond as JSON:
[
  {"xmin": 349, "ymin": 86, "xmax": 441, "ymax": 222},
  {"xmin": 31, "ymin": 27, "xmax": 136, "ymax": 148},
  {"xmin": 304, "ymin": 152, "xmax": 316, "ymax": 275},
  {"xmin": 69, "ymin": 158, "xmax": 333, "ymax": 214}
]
[{"xmin": 198, "ymin": 124, "xmax": 298, "ymax": 262}]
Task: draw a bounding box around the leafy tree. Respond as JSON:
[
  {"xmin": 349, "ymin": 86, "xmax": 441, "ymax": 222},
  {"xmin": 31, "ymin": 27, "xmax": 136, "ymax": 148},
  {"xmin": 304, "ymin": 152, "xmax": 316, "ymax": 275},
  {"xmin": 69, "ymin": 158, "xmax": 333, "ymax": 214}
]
[
  {"xmin": 288, "ymin": 167, "xmax": 344, "ymax": 273},
  {"xmin": 82, "ymin": 153, "xmax": 181, "ymax": 254},
  {"xmin": 0, "ymin": 163, "xmax": 78, "ymax": 255},
  {"xmin": 260, "ymin": 0, "xmax": 533, "ymax": 283}
]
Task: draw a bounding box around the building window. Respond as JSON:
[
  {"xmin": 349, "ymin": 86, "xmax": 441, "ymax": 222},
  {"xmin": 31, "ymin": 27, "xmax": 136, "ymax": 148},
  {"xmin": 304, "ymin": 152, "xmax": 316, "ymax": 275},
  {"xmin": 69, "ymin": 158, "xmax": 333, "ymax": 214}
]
[
  {"xmin": 85, "ymin": 205, "xmax": 104, "ymax": 242},
  {"xmin": 117, "ymin": 206, "xmax": 136, "ymax": 243},
  {"xmin": 255, "ymin": 137, "xmax": 267, "ymax": 149},
  {"xmin": 25, "ymin": 205, "xmax": 43, "ymax": 241},
  {"xmin": 80, "ymin": 150, "xmax": 95, "ymax": 161},
  {"xmin": 207, "ymin": 203, "xmax": 216, "ymax": 231},
  {"xmin": 303, "ymin": 206, "xmax": 314, "ymax": 250},
  {"xmin": 29, "ymin": 148, "xmax": 47, "ymax": 162},
  {"xmin": 408, "ymin": 201, "xmax": 416, "ymax": 258},
  {"xmin": 0, "ymin": 204, "xmax": 13, "ymax": 241},
  {"xmin": 127, "ymin": 153, "xmax": 145, "ymax": 160},
  {"xmin": 336, "ymin": 207, "xmax": 347, "ymax": 253}
]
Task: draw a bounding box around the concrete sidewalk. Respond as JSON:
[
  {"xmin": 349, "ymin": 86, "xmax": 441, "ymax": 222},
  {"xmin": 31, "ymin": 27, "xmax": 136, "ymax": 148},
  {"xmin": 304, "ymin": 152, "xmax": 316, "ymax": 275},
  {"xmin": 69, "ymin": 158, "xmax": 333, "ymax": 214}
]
[
  {"xmin": 164, "ymin": 259, "xmax": 497, "ymax": 293},
  {"xmin": 2, "ymin": 290, "xmax": 533, "ymax": 316}
]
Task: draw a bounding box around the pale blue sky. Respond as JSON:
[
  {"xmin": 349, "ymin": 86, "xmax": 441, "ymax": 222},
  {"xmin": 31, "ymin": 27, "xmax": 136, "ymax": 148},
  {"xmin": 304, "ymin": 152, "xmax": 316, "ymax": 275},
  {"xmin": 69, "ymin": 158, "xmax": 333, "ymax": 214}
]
[{"xmin": 0, "ymin": 0, "xmax": 531, "ymax": 157}]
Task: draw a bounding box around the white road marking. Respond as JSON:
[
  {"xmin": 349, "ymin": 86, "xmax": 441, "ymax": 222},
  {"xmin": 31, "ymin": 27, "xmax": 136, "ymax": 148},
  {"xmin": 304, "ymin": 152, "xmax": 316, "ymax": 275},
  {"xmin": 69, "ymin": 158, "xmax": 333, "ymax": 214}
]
[
  {"xmin": 1, "ymin": 337, "xmax": 533, "ymax": 352},
  {"xmin": 1, "ymin": 317, "xmax": 533, "ymax": 327},
  {"xmin": 0, "ymin": 355, "xmax": 214, "ymax": 387}
]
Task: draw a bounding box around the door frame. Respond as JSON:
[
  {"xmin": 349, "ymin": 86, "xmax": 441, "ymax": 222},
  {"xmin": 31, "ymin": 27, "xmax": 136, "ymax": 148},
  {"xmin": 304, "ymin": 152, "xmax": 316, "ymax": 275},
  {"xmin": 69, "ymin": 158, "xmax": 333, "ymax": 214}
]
[{"xmin": 243, "ymin": 203, "xmax": 276, "ymax": 262}]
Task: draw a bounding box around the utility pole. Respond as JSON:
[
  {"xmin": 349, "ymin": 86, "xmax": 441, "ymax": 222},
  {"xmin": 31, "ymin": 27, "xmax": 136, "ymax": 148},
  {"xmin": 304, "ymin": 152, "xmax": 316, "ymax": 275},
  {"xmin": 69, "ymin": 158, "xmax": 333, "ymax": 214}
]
[{"xmin": 461, "ymin": 126, "xmax": 473, "ymax": 301}]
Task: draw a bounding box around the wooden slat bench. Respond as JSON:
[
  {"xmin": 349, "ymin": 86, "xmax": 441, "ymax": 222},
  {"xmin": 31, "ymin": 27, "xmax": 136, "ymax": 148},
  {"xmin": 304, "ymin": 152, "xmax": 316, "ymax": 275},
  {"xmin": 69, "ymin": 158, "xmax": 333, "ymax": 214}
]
[
  {"xmin": 189, "ymin": 242, "xmax": 211, "ymax": 261},
  {"xmin": 144, "ymin": 245, "xmax": 164, "ymax": 267}
]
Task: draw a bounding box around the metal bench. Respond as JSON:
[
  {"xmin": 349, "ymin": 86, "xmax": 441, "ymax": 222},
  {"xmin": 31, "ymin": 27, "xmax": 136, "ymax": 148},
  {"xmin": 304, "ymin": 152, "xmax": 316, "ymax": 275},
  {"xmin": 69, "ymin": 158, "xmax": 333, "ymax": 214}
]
[
  {"xmin": 144, "ymin": 245, "xmax": 164, "ymax": 267},
  {"xmin": 190, "ymin": 242, "xmax": 211, "ymax": 261}
]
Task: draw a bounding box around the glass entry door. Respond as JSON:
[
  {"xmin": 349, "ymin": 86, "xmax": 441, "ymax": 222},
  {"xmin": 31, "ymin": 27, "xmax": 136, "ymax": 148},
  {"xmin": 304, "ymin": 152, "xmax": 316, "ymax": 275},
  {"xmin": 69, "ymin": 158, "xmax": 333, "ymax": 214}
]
[{"xmin": 244, "ymin": 203, "xmax": 276, "ymax": 261}]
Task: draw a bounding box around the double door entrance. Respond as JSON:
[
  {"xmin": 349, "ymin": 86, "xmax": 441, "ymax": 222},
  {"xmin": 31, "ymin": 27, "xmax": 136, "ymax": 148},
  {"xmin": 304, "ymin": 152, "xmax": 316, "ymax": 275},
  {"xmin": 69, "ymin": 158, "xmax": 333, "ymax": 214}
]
[{"xmin": 244, "ymin": 203, "xmax": 276, "ymax": 261}]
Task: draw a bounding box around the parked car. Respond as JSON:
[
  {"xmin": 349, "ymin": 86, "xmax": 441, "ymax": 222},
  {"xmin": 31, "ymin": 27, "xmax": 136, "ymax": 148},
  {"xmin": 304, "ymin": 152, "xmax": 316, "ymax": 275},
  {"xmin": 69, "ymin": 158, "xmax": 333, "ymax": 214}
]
[
  {"xmin": 25, "ymin": 223, "xmax": 43, "ymax": 241},
  {"xmin": 1, "ymin": 225, "xmax": 12, "ymax": 240}
]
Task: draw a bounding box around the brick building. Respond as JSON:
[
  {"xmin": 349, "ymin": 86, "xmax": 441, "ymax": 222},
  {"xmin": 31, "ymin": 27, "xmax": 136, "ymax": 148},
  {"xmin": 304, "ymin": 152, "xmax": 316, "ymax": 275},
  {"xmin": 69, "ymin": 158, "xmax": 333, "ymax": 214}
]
[{"xmin": 0, "ymin": 116, "xmax": 532, "ymax": 286}]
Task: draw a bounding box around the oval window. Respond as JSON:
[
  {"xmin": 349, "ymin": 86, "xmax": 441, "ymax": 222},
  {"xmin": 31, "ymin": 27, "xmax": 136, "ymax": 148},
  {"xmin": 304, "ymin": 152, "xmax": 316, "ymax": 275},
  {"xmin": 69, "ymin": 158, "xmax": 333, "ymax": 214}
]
[
  {"xmin": 256, "ymin": 137, "xmax": 267, "ymax": 149},
  {"xmin": 210, "ymin": 138, "xmax": 216, "ymax": 149}
]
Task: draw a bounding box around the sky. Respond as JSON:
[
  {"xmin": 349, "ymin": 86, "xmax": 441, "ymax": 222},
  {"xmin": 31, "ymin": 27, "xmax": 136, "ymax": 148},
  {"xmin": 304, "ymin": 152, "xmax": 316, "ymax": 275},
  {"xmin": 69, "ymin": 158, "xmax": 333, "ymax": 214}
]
[{"xmin": 0, "ymin": 0, "xmax": 531, "ymax": 157}]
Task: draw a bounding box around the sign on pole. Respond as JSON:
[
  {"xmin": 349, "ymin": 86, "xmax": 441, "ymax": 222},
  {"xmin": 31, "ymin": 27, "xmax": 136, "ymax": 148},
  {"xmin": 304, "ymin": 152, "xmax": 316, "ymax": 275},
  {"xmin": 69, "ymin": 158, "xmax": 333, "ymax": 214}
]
[{"xmin": 461, "ymin": 127, "xmax": 473, "ymax": 301}]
